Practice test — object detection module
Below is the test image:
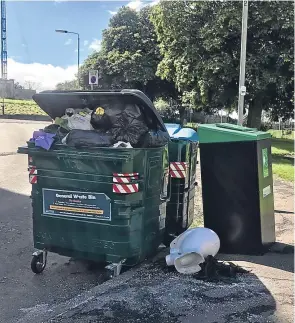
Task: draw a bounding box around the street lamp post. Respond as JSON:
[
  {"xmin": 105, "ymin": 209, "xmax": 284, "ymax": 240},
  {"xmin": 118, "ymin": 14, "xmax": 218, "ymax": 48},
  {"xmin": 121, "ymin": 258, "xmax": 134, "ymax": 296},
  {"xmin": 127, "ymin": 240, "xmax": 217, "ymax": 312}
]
[
  {"xmin": 55, "ymin": 29, "xmax": 80, "ymax": 88},
  {"xmin": 237, "ymin": 0, "xmax": 249, "ymax": 125}
]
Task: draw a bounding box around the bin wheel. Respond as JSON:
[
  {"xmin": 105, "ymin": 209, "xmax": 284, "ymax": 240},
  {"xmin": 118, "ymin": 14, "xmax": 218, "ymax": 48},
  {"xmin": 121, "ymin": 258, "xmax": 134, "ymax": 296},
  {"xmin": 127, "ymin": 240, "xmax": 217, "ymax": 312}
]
[
  {"xmin": 31, "ymin": 252, "xmax": 47, "ymax": 274},
  {"xmin": 105, "ymin": 269, "xmax": 114, "ymax": 280}
]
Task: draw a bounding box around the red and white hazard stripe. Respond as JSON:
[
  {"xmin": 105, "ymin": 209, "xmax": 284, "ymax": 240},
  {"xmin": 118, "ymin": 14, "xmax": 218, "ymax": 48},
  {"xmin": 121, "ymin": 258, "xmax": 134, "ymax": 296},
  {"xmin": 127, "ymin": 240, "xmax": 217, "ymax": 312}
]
[
  {"xmin": 29, "ymin": 175, "xmax": 38, "ymax": 184},
  {"xmin": 113, "ymin": 173, "xmax": 139, "ymax": 183},
  {"xmin": 113, "ymin": 183, "xmax": 139, "ymax": 194},
  {"xmin": 29, "ymin": 166, "xmax": 37, "ymax": 175},
  {"xmin": 113, "ymin": 173, "xmax": 139, "ymax": 178},
  {"xmin": 28, "ymin": 166, "xmax": 37, "ymax": 184},
  {"xmin": 170, "ymin": 162, "xmax": 187, "ymax": 178},
  {"xmin": 112, "ymin": 173, "xmax": 139, "ymax": 194}
]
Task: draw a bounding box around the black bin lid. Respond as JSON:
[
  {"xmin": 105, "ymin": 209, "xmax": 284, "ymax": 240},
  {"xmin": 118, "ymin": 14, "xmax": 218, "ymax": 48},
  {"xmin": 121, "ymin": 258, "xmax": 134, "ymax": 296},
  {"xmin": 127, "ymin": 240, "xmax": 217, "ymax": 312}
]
[{"xmin": 33, "ymin": 89, "xmax": 167, "ymax": 132}]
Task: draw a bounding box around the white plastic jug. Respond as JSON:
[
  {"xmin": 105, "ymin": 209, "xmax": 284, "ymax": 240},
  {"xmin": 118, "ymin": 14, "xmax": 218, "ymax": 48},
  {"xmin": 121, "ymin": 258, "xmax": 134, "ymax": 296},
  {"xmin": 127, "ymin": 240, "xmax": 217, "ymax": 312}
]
[{"xmin": 166, "ymin": 227, "xmax": 220, "ymax": 274}]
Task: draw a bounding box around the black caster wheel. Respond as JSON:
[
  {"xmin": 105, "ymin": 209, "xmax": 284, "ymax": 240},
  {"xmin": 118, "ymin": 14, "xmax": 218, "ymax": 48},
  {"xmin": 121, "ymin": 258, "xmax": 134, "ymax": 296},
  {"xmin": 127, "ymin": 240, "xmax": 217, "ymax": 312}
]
[
  {"xmin": 104, "ymin": 268, "xmax": 114, "ymax": 280},
  {"xmin": 31, "ymin": 251, "xmax": 47, "ymax": 274}
]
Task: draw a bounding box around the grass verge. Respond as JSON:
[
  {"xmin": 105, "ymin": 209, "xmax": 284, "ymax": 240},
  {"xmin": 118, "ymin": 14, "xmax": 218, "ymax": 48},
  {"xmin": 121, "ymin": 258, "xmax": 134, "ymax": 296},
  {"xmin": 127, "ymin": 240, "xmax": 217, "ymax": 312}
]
[
  {"xmin": 0, "ymin": 99, "xmax": 46, "ymax": 116},
  {"xmin": 271, "ymin": 138, "xmax": 294, "ymax": 182}
]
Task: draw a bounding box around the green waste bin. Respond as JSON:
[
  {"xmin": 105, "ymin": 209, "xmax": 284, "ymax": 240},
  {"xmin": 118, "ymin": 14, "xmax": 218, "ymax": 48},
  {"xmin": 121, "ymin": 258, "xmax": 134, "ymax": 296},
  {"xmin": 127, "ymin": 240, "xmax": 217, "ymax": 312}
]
[
  {"xmin": 198, "ymin": 123, "xmax": 275, "ymax": 254},
  {"xmin": 18, "ymin": 90, "xmax": 170, "ymax": 276},
  {"xmin": 163, "ymin": 125, "xmax": 199, "ymax": 245}
]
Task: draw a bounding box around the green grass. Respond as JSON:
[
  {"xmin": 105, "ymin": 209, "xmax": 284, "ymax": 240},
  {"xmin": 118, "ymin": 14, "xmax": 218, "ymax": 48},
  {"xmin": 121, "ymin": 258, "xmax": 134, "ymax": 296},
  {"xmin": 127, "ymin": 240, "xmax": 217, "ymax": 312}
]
[
  {"xmin": 0, "ymin": 99, "xmax": 46, "ymax": 116},
  {"xmin": 268, "ymin": 130, "xmax": 294, "ymax": 140},
  {"xmin": 271, "ymin": 138, "xmax": 294, "ymax": 182}
]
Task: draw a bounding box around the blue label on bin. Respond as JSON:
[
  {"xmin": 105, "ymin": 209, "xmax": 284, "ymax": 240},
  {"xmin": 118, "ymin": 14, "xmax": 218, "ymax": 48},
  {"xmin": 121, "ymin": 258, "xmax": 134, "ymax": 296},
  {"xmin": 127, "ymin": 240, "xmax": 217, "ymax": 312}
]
[{"xmin": 42, "ymin": 188, "xmax": 111, "ymax": 221}]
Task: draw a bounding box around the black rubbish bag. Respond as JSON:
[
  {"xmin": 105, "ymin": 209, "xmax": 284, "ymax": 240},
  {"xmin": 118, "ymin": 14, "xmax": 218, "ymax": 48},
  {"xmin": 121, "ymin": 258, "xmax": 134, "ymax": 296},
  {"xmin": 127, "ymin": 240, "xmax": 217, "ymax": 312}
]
[
  {"xmin": 66, "ymin": 130, "xmax": 114, "ymax": 148},
  {"xmin": 90, "ymin": 107, "xmax": 112, "ymax": 131},
  {"xmin": 110, "ymin": 113, "xmax": 148, "ymax": 147},
  {"xmin": 137, "ymin": 130, "xmax": 171, "ymax": 148},
  {"xmin": 43, "ymin": 124, "xmax": 69, "ymax": 144},
  {"xmin": 43, "ymin": 124, "xmax": 60, "ymax": 134},
  {"xmin": 91, "ymin": 103, "xmax": 144, "ymax": 133},
  {"xmin": 109, "ymin": 104, "xmax": 148, "ymax": 146}
]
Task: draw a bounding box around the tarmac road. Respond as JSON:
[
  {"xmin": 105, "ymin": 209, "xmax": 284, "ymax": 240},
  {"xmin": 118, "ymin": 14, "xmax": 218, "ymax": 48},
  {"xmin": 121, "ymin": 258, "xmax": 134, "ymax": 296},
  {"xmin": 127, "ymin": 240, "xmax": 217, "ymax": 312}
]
[{"xmin": 0, "ymin": 120, "xmax": 106, "ymax": 323}]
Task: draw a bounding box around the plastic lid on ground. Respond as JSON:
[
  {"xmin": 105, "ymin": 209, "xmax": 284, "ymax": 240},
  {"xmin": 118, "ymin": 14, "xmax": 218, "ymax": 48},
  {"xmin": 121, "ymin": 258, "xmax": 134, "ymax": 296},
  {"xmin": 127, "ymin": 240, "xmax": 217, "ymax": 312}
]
[{"xmin": 164, "ymin": 123, "xmax": 182, "ymax": 137}]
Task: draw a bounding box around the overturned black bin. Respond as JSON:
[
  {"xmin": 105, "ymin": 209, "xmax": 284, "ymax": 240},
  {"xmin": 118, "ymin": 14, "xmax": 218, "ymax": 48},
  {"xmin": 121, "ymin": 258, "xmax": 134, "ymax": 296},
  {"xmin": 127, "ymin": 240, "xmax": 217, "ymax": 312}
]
[{"xmin": 198, "ymin": 123, "xmax": 275, "ymax": 254}]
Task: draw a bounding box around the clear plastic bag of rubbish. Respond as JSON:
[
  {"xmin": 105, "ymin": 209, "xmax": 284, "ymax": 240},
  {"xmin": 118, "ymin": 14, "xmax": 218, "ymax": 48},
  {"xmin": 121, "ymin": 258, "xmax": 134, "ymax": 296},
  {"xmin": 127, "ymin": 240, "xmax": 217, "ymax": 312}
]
[
  {"xmin": 65, "ymin": 130, "xmax": 114, "ymax": 148},
  {"xmin": 60, "ymin": 108, "xmax": 93, "ymax": 131},
  {"xmin": 67, "ymin": 113, "xmax": 93, "ymax": 131}
]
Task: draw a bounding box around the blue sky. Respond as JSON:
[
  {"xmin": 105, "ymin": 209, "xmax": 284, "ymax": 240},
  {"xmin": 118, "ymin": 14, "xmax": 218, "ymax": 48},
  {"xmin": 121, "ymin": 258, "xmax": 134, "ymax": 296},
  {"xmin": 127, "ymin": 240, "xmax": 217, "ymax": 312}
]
[{"xmin": 6, "ymin": 0, "xmax": 158, "ymax": 90}]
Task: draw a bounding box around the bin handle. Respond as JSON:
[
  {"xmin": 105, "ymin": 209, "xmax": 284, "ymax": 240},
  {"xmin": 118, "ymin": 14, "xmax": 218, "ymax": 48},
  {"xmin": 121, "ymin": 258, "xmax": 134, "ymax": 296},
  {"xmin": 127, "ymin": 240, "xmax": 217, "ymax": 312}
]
[
  {"xmin": 160, "ymin": 172, "xmax": 171, "ymax": 202},
  {"xmin": 31, "ymin": 151, "xmax": 130, "ymax": 162},
  {"xmin": 55, "ymin": 152, "xmax": 130, "ymax": 162},
  {"xmin": 17, "ymin": 147, "xmax": 131, "ymax": 162}
]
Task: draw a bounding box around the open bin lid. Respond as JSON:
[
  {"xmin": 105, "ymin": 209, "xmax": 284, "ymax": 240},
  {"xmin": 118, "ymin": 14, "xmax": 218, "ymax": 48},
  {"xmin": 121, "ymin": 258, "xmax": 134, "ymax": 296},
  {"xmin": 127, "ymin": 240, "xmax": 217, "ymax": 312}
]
[
  {"xmin": 164, "ymin": 123, "xmax": 182, "ymax": 137},
  {"xmin": 171, "ymin": 128, "xmax": 199, "ymax": 142},
  {"xmin": 198, "ymin": 123, "xmax": 270, "ymax": 143},
  {"xmin": 33, "ymin": 89, "xmax": 167, "ymax": 132}
]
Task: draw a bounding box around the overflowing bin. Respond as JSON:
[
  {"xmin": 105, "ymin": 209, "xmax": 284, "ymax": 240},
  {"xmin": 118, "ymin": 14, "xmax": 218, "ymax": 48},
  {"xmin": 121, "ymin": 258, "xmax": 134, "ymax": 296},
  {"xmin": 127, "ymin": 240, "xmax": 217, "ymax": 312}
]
[
  {"xmin": 163, "ymin": 124, "xmax": 199, "ymax": 245},
  {"xmin": 18, "ymin": 90, "xmax": 171, "ymax": 276},
  {"xmin": 198, "ymin": 123, "xmax": 275, "ymax": 254}
]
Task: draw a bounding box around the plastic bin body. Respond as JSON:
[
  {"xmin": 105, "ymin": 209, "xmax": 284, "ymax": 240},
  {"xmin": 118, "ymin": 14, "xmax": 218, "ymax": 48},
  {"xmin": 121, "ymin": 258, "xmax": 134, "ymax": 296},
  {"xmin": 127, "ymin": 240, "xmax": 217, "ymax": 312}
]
[
  {"xmin": 18, "ymin": 90, "xmax": 170, "ymax": 266},
  {"xmin": 198, "ymin": 123, "xmax": 275, "ymax": 254},
  {"xmin": 164, "ymin": 124, "xmax": 198, "ymax": 244}
]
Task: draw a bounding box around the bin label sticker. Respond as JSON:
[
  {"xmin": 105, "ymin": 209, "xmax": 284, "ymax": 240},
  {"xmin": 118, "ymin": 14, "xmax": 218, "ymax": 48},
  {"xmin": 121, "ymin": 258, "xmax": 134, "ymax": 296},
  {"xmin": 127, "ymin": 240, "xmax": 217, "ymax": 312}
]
[
  {"xmin": 262, "ymin": 148, "xmax": 269, "ymax": 178},
  {"xmin": 42, "ymin": 188, "xmax": 111, "ymax": 221},
  {"xmin": 263, "ymin": 185, "xmax": 271, "ymax": 198}
]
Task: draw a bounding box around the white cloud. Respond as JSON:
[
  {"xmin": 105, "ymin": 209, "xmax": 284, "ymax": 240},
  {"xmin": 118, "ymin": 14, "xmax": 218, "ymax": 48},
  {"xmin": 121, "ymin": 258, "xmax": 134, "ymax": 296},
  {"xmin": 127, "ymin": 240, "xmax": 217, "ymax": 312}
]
[
  {"xmin": 149, "ymin": 0, "xmax": 160, "ymax": 5},
  {"xmin": 64, "ymin": 38, "xmax": 72, "ymax": 46},
  {"xmin": 127, "ymin": 0, "xmax": 144, "ymax": 11},
  {"xmin": 83, "ymin": 40, "xmax": 89, "ymax": 46},
  {"xmin": 108, "ymin": 10, "xmax": 117, "ymax": 15},
  {"xmin": 7, "ymin": 58, "xmax": 77, "ymax": 91},
  {"xmin": 126, "ymin": 0, "xmax": 159, "ymax": 11},
  {"xmin": 89, "ymin": 39, "xmax": 101, "ymax": 52},
  {"xmin": 74, "ymin": 48, "xmax": 84, "ymax": 53}
]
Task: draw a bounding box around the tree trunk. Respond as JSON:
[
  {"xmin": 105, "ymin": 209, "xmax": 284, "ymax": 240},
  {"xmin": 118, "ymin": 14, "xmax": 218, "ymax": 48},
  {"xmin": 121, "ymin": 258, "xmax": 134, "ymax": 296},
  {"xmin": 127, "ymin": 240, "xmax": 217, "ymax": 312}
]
[
  {"xmin": 247, "ymin": 98, "xmax": 263, "ymax": 129},
  {"xmin": 179, "ymin": 106, "xmax": 186, "ymax": 125}
]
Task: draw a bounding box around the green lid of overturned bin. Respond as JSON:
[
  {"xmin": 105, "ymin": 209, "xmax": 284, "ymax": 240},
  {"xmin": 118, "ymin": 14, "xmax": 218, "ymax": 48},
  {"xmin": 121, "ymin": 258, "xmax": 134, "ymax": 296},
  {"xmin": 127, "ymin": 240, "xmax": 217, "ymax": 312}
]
[
  {"xmin": 33, "ymin": 89, "xmax": 167, "ymax": 132},
  {"xmin": 198, "ymin": 123, "xmax": 271, "ymax": 143}
]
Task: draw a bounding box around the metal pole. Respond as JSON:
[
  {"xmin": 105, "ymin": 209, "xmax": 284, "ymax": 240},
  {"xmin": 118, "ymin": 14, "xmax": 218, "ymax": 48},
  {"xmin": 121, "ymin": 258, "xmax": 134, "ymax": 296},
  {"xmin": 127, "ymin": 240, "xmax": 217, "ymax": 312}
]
[
  {"xmin": 77, "ymin": 34, "xmax": 80, "ymax": 89},
  {"xmin": 237, "ymin": 0, "xmax": 249, "ymax": 125}
]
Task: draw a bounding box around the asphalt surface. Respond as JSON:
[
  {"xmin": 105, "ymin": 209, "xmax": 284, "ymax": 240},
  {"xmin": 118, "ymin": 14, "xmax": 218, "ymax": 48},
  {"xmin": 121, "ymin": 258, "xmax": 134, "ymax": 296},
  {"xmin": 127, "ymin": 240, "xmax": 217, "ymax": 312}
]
[
  {"xmin": 0, "ymin": 120, "xmax": 294, "ymax": 323},
  {"xmin": 0, "ymin": 121, "xmax": 107, "ymax": 323}
]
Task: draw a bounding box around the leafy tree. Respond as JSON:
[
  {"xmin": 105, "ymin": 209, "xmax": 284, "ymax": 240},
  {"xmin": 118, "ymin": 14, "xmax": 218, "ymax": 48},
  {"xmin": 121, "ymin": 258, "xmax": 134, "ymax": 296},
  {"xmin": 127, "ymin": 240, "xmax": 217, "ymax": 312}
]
[
  {"xmin": 80, "ymin": 6, "xmax": 179, "ymax": 103},
  {"xmin": 24, "ymin": 81, "xmax": 40, "ymax": 91},
  {"xmin": 14, "ymin": 82, "xmax": 24, "ymax": 90},
  {"xmin": 151, "ymin": 1, "xmax": 294, "ymax": 127},
  {"xmin": 55, "ymin": 79, "xmax": 78, "ymax": 91}
]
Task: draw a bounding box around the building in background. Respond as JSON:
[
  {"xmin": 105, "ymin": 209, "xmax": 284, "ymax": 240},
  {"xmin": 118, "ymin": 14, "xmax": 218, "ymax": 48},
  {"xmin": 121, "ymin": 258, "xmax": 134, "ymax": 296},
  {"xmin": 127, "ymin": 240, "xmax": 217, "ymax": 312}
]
[{"xmin": 0, "ymin": 78, "xmax": 36, "ymax": 100}]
